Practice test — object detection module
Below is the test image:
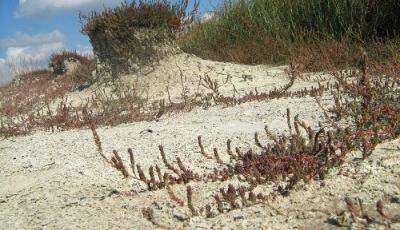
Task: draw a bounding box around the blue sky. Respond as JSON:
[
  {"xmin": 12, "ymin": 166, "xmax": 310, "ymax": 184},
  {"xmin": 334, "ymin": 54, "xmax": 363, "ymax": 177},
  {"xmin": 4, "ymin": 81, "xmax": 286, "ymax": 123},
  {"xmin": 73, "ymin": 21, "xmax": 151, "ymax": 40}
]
[{"xmin": 0, "ymin": 0, "xmax": 221, "ymax": 84}]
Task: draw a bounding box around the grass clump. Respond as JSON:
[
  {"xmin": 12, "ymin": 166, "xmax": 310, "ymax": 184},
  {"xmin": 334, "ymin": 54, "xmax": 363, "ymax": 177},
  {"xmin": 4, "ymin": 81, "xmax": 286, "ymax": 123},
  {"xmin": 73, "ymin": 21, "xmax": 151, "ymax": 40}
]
[
  {"xmin": 49, "ymin": 50, "xmax": 93, "ymax": 75},
  {"xmin": 80, "ymin": 0, "xmax": 189, "ymax": 37},
  {"xmin": 181, "ymin": 0, "xmax": 400, "ymax": 68},
  {"xmin": 49, "ymin": 50, "xmax": 96, "ymax": 88}
]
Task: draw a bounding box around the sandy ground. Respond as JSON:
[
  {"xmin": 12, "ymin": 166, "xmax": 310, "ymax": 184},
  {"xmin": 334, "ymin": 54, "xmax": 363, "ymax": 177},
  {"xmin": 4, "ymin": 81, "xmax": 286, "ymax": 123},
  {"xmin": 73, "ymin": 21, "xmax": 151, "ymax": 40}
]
[
  {"xmin": 0, "ymin": 53, "xmax": 399, "ymax": 229},
  {"xmin": 58, "ymin": 53, "xmax": 329, "ymax": 108}
]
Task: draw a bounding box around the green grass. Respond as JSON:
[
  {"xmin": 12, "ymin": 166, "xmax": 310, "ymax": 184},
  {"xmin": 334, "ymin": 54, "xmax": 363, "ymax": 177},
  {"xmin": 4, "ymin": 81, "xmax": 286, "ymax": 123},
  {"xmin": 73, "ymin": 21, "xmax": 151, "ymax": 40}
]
[{"xmin": 181, "ymin": 0, "xmax": 400, "ymax": 68}]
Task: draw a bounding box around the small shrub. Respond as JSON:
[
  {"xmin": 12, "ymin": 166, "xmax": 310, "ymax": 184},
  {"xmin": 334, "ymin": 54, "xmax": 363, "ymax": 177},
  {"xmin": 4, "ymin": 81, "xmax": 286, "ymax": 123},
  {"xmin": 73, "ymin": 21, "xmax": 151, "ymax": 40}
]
[
  {"xmin": 81, "ymin": 1, "xmax": 187, "ymax": 36},
  {"xmin": 71, "ymin": 58, "xmax": 96, "ymax": 87},
  {"xmin": 14, "ymin": 69, "xmax": 54, "ymax": 83},
  {"xmin": 48, "ymin": 50, "xmax": 95, "ymax": 89},
  {"xmin": 49, "ymin": 50, "xmax": 93, "ymax": 75}
]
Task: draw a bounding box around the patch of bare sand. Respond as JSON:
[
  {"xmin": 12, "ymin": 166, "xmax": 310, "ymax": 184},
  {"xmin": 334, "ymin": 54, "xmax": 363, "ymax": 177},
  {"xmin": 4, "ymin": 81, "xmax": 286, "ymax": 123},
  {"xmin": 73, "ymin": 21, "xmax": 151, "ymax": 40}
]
[{"xmin": 59, "ymin": 52, "xmax": 330, "ymax": 108}]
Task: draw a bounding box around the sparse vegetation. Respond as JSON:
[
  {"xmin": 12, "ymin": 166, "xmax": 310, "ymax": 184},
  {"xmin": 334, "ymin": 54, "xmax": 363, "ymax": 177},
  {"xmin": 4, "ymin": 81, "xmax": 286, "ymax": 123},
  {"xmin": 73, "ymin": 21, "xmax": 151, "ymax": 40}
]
[
  {"xmin": 49, "ymin": 50, "xmax": 96, "ymax": 88},
  {"xmin": 0, "ymin": 50, "xmax": 97, "ymax": 137},
  {"xmin": 330, "ymin": 197, "xmax": 400, "ymax": 228},
  {"xmin": 49, "ymin": 50, "xmax": 93, "ymax": 75},
  {"xmin": 0, "ymin": 63, "xmax": 325, "ymax": 137},
  {"xmin": 0, "ymin": 0, "xmax": 399, "ymax": 228},
  {"xmin": 101, "ymin": 52, "xmax": 399, "ymax": 221}
]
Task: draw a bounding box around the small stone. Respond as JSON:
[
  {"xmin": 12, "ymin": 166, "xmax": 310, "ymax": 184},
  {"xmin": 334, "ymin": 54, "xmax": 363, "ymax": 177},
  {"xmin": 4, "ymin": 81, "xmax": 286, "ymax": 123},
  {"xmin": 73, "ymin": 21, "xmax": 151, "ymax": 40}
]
[
  {"xmin": 233, "ymin": 214, "xmax": 244, "ymax": 221},
  {"xmin": 335, "ymin": 212, "xmax": 352, "ymax": 227},
  {"xmin": 131, "ymin": 180, "xmax": 148, "ymax": 193},
  {"xmin": 173, "ymin": 211, "xmax": 190, "ymax": 222},
  {"xmin": 152, "ymin": 201, "xmax": 162, "ymax": 210},
  {"xmin": 140, "ymin": 129, "xmax": 153, "ymax": 134},
  {"xmin": 392, "ymin": 223, "xmax": 400, "ymax": 230},
  {"xmin": 390, "ymin": 196, "xmax": 400, "ymax": 204},
  {"xmin": 242, "ymin": 74, "xmax": 253, "ymax": 81},
  {"xmin": 107, "ymin": 189, "xmax": 120, "ymax": 197}
]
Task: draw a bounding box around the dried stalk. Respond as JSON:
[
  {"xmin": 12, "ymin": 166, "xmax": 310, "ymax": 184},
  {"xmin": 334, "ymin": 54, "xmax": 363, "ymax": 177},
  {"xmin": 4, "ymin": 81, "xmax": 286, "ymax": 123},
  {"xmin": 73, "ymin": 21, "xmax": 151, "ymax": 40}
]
[
  {"xmin": 187, "ymin": 186, "xmax": 198, "ymax": 216},
  {"xmin": 111, "ymin": 150, "xmax": 129, "ymax": 177},
  {"xmin": 198, "ymin": 136, "xmax": 212, "ymax": 159},
  {"xmin": 128, "ymin": 148, "xmax": 136, "ymax": 176}
]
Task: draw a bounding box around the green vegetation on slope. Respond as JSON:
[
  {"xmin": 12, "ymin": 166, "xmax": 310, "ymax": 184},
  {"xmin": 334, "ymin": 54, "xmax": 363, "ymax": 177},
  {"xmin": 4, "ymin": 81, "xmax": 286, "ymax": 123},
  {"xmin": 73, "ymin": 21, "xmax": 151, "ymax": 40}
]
[{"xmin": 181, "ymin": 0, "xmax": 400, "ymax": 68}]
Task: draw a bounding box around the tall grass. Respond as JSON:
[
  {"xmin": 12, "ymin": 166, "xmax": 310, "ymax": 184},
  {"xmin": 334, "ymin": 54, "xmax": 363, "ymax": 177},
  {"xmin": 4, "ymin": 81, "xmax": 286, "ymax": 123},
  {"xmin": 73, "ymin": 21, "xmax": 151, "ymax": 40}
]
[
  {"xmin": 181, "ymin": 0, "xmax": 400, "ymax": 67},
  {"xmin": 244, "ymin": 0, "xmax": 400, "ymax": 39}
]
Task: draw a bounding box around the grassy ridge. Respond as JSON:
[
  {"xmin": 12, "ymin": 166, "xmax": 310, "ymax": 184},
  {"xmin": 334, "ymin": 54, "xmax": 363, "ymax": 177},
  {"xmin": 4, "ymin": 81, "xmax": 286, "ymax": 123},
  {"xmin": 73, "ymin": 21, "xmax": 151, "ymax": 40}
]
[{"xmin": 181, "ymin": 0, "xmax": 400, "ymax": 68}]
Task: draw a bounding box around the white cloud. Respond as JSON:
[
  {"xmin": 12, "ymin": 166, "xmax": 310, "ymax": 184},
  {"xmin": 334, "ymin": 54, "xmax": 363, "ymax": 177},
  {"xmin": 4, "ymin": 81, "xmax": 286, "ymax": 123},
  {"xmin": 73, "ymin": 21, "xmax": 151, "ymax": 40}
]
[
  {"xmin": 76, "ymin": 44, "xmax": 94, "ymax": 57},
  {"xmin": 201, "ymin": 12, "xmax": 214, "ymax": 22},
  {"xmin": 0, "ymin": 30, "xmax": 64, "ymax": 48},
  {"xmin": 0, "ymin": 30, "xmax": 66, "ymax": 85},
  {"xmin": 0, "ymin": 59, "xmax": 12, "ymax": 86},
  {"xmin": 6, "ymin": 42, "xmax": 64, "ymax": 62},
  {"xmin": 15, "ymin": 0, "xmax": 126, "ymax": 17}
]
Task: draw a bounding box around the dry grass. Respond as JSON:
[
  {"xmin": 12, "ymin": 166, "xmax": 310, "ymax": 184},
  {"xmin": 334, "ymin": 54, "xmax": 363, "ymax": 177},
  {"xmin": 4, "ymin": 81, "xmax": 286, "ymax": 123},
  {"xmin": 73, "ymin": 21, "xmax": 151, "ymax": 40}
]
[
  {"xmin": 0, "ymin": 62, "xmax": 324, "ymax": 138},
  {"xmin": 330, "ymin": 197, "xmax": 400, "ymax": 228},
  {"xmin": 49, "ymin": 50, "xmax": 94, "ymax": 75},
  {"xmin": 0, "ymin": 50, "xmax": 96, "ymax": 137},
  {"xmin": 80, "ymin": 1, "xmax": 191, "ymax": 36},
  {"xmin": 0, "ymin": 69, "xmax": 72, "ymax": 118},
  {"xmin": 182, "ymin": 30, "xmax": 400, "ymax": 72}
]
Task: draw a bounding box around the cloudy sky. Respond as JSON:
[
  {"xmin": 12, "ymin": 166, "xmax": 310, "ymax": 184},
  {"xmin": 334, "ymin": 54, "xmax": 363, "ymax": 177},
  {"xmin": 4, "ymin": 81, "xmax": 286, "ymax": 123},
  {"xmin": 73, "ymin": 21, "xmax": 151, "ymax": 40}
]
[{"xmin": 0, "ymin": 0, "xmax": 219, "ymax": 85}]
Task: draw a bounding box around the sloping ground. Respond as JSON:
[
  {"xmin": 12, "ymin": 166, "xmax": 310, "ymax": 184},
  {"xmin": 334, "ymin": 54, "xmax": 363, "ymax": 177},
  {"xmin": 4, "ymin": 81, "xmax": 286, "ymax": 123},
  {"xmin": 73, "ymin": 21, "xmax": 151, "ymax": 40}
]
[
  {"xmin": 0, "ymin": 55, "xmax": 399, "ymax": 229},
  {"xmin": 61, "ymin": 52, "xmax": 327, "ymax": 107}
]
